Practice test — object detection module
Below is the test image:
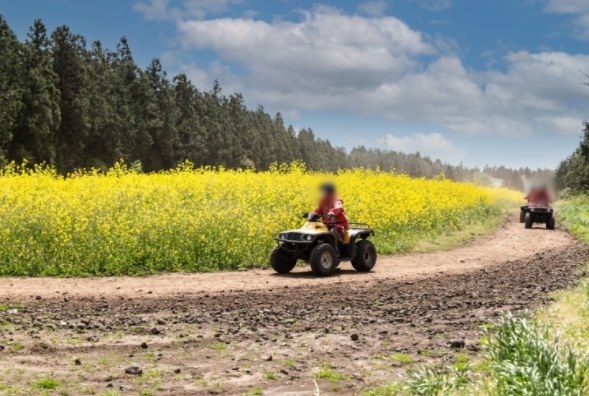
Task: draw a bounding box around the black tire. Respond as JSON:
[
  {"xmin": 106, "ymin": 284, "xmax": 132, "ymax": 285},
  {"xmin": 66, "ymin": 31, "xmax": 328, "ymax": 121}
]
[
  {"xmin": 525, "ymin": 213, "xmax": 533, "ymax": 229},
  {"xmin": 351, "ymin": 240, "xmax": 377, "ymax": 272},
  {"xmin": 270, "ymin": 246, "xmax": 298, "ymax": 274},
  {"xmin": 309, "ymin": 243, "xmax": 338, "ymax": 276},
  {"xmin": 519, "ymin": 209, "xmax": 526, "ymax": 223},
  {"xmin": 547, "ymin": 214, "xmax": 556, "ymax": 230}
]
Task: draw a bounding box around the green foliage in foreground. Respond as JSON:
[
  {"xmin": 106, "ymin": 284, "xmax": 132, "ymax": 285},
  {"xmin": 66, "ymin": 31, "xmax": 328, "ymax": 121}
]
[
  {"xmin": 363, "ymin": 315, "xmax": 589, "ymax": 396},
  {"xmin": 485, "ymin": 315, "xmax": 589, "ymax": 396}
]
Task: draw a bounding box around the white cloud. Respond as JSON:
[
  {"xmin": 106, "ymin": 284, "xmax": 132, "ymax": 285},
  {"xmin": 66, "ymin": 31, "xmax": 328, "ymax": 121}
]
[
  {"xmin": 178, "ymin": 6, "xmax": 434, "ymax": 92},
  {"xmin": 545, "ymin": 0, "xmax": 589, "ymax": 38},
  {"xmin": 173, "ymin": 6, "xmax": 589, "ymax": 138},
  {"xmin": 134, "ymin": 0, "xmax": 169, "ymax": 20},
  {"xmin": 383, "ymin": 132, "xmax": 464, "ymax": 161},
  {"xmin": 358, "ymin": 0, "xmax": 389, "ymax": 16},
  {"xmin": 134, "ymin": 0, "xmax": 242, "ymax": 21}
]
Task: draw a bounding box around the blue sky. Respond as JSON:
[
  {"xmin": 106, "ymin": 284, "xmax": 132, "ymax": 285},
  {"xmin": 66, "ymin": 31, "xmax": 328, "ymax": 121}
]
[{"xmin": 3, "ymin": 0, "xmax": 589, "ymax": 169}]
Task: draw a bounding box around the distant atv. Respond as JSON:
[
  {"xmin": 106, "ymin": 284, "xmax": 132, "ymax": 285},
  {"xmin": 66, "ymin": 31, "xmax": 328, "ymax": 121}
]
[
  {"xmin": 520, "ymin": 202, "xmax": 555, "ymax": 230},
  {"xmin": 270, "ymin": 213, "xmax": 376, "ymax": 276}
]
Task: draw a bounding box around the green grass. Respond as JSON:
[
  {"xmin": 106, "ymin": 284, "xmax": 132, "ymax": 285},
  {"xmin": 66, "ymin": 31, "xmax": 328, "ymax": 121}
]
[
  {"xmin": 209, "ymin": 342, "xmax": 226, "ymax": 352},
  {"xmin": 559, "ymin": 197, "xmax": 589, "ymax": 240},
  {"xmin": 244, "ymin": 387, "xmax": 264, "ymax": 396},
  {"xmin": 391, "ymin": 353, "xmax": 413, "ymax": 364},
  {"xmin": 262, "ymin": 370, "xmax": 276, "ymax": 381},
  {"xmin": 315, "ymin": 364, "xmax": 350, "ymax": 391},
  {"xmin": 33, "ymin": 377, "xmax": 61, "ymax": 390},
  {"xmin": 414, "ymin": 215, "xmax": 504, "ymax": 253},
  {"xmin": 484, "ymin": 314, "xmax": 589, "ymax": 395},
  {"xmin": 0, "ymin": 303, "xmax": 22, "ymax": 313}
]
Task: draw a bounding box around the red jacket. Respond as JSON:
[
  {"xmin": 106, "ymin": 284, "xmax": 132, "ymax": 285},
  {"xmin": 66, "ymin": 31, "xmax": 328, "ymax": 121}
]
[{"xmin": 314, "ymin": 195, "xmax": 349, "ymax": 231}]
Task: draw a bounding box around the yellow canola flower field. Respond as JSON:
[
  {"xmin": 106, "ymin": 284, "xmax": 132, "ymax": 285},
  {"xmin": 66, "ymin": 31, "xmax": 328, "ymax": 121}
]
[{"xmin": 0, "ymin": 162, "xmax": 522, "ymax": 276}]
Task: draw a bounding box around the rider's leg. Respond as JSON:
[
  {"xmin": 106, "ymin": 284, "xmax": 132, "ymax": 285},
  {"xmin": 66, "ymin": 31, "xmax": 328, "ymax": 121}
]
[{"xmin": 329, "ymin": 227, "xmax": 342, "ymax": 257}]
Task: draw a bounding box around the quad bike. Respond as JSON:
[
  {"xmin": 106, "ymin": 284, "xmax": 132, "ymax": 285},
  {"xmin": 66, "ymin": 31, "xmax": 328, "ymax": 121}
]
[
  {"xmin": 520, "ymin": 202, "xmax": 555, "ymax": 230},
  {"xmin": 270, "ymin": 213, "xmax": 376, "ymax": 276}
]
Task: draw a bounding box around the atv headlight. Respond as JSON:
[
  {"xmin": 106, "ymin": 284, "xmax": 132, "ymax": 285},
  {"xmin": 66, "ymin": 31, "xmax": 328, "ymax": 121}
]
[
  {"xmin": 280, "ymin": 233, "xmax": 286, "ymax": 239},
  {"xmin": 305, "ymin": 234, "xmax": 313, "ymax": 241}
]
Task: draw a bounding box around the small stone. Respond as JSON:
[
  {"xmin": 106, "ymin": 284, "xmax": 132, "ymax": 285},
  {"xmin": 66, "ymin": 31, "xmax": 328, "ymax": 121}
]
[
  {"xmin": 448, "ymin": 339, "xmax": 466, "ymax": 349},
  {"xmin": 35, "ymin": 295, "xmax": 42, "ymax": 300},
  {"xmin": 140, "ymin": 342, "xmax": 148, "ymax": 349},
  {"xmin": 125, "ymin": 365, "xmax": 143, "ymax": 376},
  {"xmin": 264, "ymin": 355, "xmax": 273, "ymax": 362},
  {"xmin": 157, "ymin": 319, "xmax": 166, "ymax": 325},
  {"xmin": 0, "ymin": 345, "xmax": 5, "ymax": 352},
  {"xmin": 174, "ymin": 368, "xmax": 181, "ymax": 374},
  {"xmin": 351, "ymin": 334, "xmax": 359, "ymax": 342},
  {"xmin": 150, "ymin": 328, "xmax": 161, "ymax": 335},
  {"xmin": 74, "ymin": 358, "xmax": 82, "ymax": 366}
]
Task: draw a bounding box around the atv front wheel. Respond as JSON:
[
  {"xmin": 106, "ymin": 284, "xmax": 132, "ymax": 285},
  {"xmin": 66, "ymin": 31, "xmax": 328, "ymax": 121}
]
[
  {"xmin": 270, "ymin": 246, "xmax": 298, "ymax": 274},
  {"xmin": 547, "ymin": 214, "xmax": 556, "ymax": 230},
  {"xmin": 519, "ymin": 209, "xmax": 526, "ymax": 223},
  {"xmin": 351, "ymin": 240, "xmax": 377, "ymax": 272},
  {"xmin": 310, "ymin": 243, "xmax": 338, "ymax": 276},
  {"xmin": 525, "ymin": 213, "xmax": 533, "ymax": 229}
]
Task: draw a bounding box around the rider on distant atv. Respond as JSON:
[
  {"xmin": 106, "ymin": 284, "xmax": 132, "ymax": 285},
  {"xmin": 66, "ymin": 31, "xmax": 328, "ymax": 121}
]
[
  {"xmin": 312, "ymin": 182, "xmax": 349, "ymax": 243},
  {"xmin": 525, "ymin": 184, "xmax": 552, "ymax": 206}
]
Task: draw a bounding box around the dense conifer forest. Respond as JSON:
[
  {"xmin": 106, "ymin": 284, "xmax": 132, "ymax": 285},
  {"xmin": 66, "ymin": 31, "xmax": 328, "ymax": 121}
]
[{"xmin": 0, "ymin": 16, "xmax": 548, "ymax": 189}]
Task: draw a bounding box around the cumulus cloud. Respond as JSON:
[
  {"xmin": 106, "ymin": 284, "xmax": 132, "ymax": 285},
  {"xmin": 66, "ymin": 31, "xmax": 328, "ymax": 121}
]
[
  {"xmin": 545, "ymin": 0, "xmax": 589, "ymax": 38},
  {"xmin": 170, "ymin": 5, "xmax": 589, "ymax": 138},
  {"xmin": 178, "ymin": 6, "xmax": 434, "ymax": 93},
  {"xmin": 384, "ymin": 132, "xmax": 464, "ymax": 160},
  {"xmin": 358, "ymin": 0, "xmax": 390, "ymax": 16},
  {"xmin": 134, "ymin": 0, "xmax": 242, "ymax": 21}
]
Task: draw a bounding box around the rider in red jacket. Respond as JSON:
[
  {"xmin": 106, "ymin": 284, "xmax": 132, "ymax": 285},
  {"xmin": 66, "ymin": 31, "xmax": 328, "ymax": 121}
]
[
  {"xmin": 313, "ymin": 182, "xmax": 349, "ymax": 237},
  {"xmin": 526, "ymin": 185, "xmax": 552, "ymax": 206}
]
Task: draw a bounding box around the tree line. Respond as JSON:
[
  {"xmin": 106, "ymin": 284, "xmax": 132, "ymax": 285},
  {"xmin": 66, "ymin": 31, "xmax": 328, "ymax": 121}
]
[
  {"xmin": 556, "ymin": 123, "xmax": 589, "ymax": 193},
  {"xmin": 0, "ymin": 16, "xmax": 545, "ymax": 189}
]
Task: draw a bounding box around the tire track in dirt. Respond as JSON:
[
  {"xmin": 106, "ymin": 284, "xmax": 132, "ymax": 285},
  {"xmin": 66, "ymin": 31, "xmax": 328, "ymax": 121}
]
[{"xmin": 0, "ymin": 219, "xmax": 585, "ymax": 395}]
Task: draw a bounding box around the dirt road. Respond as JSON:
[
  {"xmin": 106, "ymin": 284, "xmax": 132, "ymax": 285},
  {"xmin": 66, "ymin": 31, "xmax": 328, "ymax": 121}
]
[{"xmin": 0, "ymin": 219, "xmax": 585, "ymax": 395}]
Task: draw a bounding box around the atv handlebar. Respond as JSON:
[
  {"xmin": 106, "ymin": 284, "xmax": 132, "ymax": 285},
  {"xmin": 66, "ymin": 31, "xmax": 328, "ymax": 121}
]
[{"xmin": 302, "ymin": 212, "xmax": 322, "ymax": 222}]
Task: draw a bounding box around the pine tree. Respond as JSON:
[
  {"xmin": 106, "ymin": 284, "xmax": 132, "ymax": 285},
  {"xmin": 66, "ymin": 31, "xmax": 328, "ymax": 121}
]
[
  {"xmin": 173, "ymin": 73, "xmax": 208, "ymax": 165},
  {"xmin": 52, "ymin": 25, "xmax": 89, "ymax": 172},
  {"xmin": 143, "ymin": 58, "xmax": 177, "ymax": 170},
  {"xmin": 84, "ymin": 40, "xmax": 122, "ymax": 168},
  {"xmin": 10, "ymin": 19, "xmax": 60, "ymax": 164},
  {"xmin": 0, "ymin": 16, "xmax": 23, "ymax": 165}
]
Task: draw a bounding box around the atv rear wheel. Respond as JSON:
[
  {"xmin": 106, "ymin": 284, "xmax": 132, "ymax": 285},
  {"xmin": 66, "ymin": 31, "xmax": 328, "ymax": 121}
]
[
  {"xmin": 270, "ymin": 246, "xmax": 298, "ymax": 274},
  {"xmin": 525, "ymin": 213, "xmax": 533, "ymax": 229},
  {"xmin": 310, "ymin": 243, "xmax": 338, "ymax": 276},
  {"xmin": 519, "ymin": 209, "xmax": 526, "ymax": 223},
  {"xmin": 547, "ymin": 214, "xmax": 556, "ymax": 230},
  {"xmin": 351, "ymin": 240, "xmax": 377, "ymax": 272}
]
